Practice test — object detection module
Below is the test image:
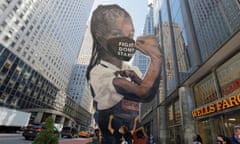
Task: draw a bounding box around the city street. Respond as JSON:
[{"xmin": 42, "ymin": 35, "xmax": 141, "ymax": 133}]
[
  {"xmin": 0, "ymin": 133, "xmax": 92, "ymax": 144},
  {"xmin": 0, "ymin": 0, "xmax": 239, "ymax": 143},
  {"xmin": 0, "ymin": 133, "xmax": 31, "ymax": 144},
  {"xmin": 59, "ymin": 138, "xmax": 92, "ymax": 144}
]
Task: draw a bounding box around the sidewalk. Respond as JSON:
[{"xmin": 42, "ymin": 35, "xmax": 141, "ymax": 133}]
[{"xmin": 59, "ymin": 138, "xmax": 92, "ymax": 144}]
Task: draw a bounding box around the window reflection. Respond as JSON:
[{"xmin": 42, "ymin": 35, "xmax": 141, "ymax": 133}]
[{"xmin": 169, "ymin": 0, "xmax": 191, "ymax": 82}]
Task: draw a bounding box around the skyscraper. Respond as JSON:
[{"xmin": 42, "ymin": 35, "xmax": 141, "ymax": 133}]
[
  {"xmin": 77, "ymin": 22, "xmax": 93, "ymax": 65},
  {"xmin": 67, "ymin": 63, "xmax": 93, "ymax": 112},
  {"xmin": 188, "ymin": 0, "xmax": 240, "ymax": 61},
  {"xmin": 66, "ymin": 22, "xmax": 95, "ymax": 128},
  {"xmin": 146, "ymin": 0, "xmax": 240, "ymax": 143},
  {"xmin": 132, "ymin": 3, "xmax": 154, "ymax": 75},
  {"xmin": 77, "ymin": 24, "xmax": 94, "ymax": 111},
  {"xmin": 0, "ymin": 0, "xmax": 93, "ymax": 90},
  {"xmin": 0, "ymin": 0, "xmax": 94, "ymax": 129}
]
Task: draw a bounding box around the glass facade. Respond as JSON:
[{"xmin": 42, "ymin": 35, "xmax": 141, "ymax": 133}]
[
  {"xmin": 167, "ymin": 99, "xmax": 183, "ymax": 144},
  {"xmin": 216, "ymin": 53, "xmax": 240, "ymax": 97},
  {"xmin": 0, "ymin": 44, "xmax": 58, "ymax": 109},
  {"xmin": 193, "ymin": 52, "xmax": 240, "ymax": 143},
  {"xmin": 193, "ymin": 53, "xmax": 240, "ymax": 108},
  {"xmin": 133, "ymin": 5, "xmax": 153, "ymax": 76},
  {"xmin": 161, "ymin": 0, "xmax": 178, "ymax": 94},
  {"xmin": 158, "ymin": 0, "xmax": 198, "ymax": 95},
  {"xmin": 169, "ymin": 0, "xmax": 191, "ymax": 82},
  {"xmin": 149, "ymin": 0, "xmax": 240, "ymax": 143},
  {"xmin": 193, "ymin": 73, "xmax": 218, "ymax": 106},
  {"xmin": 197, "ymin": 111, "xmax": 240, "ymax": 143},
  {"xmin": 0, "ymin": 0, "xmax": 94, "ymax": 129},
  {"xmin": 188, "ymin": 0, "xmax": 240, "ymax": 61},
  {"xmin": 0, "ymin": 44, "xmax": 91, "ymax": 127}
]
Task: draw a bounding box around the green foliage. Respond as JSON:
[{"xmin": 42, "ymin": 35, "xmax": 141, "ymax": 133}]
[{"xmin": 33, "ymin": 117, "xmax": 59, "ymax": 144}]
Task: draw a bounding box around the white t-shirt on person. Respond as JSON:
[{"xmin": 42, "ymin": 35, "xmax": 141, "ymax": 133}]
[{"xmin": 90, "ymin": 60, "xmax": 142, "ymax": 110}]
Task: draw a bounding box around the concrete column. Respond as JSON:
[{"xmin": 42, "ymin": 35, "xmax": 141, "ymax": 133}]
[
  {"xmin": 51, "ymin": 114, "xmax": 56, "ymax": 122},
  {"xmin": 159, "ymin": 105, "xmax": 167, "ymax": 144},
  {"xmin": 60, "ymin": 116, "xmax": 65, "ymax": 125},
  {"xmin": 34, "ymin": 112, "xmax": 43, "ymax": 123},
  {"xmin": 64, "ymin": 119, "xmax": 71, "ymax": 126},
  {"xmin": 179, "ymin": 86, "xmax": 195, "ymax": 144}
]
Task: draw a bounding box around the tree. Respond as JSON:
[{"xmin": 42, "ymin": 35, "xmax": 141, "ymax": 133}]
[{"xmin": 33, "ymin": 117, "xmax": 59, "ymax": 144}]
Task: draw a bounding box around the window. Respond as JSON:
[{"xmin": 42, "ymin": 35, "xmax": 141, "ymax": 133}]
[
  {"xmin": 216, "ymin": 52, "xmax": 240, "ymax": 97},
  {"xmin": 15, "ymin": 34, "xmax": 20, "ymax": 40},
  {"xmin": 0, "ymin": 92, "xmax": 7, "ymax": 101},
  {"xmin": 16, "ymin": 46, "xmax": 22, "ymax": 52},
  {"xmin": 22, "ymin": 51, "xmax": 26, "ymax": 57},
  {"xmin": 19, "ymin": 13, "xmax": 24, "ymax": 18},
  {"xmin": 29, "ymin": 25, "xmax": 33, "ymax": 30},
  {"xmin": 21, "ymin": 26, "xmax": 25, "ymax": 31},
  {"xmin": 3, "ymin": 35, "xmax": 10, "ymax": 42},
  {"xmin": 26, "ymin": 31, "xmax": 30, "ymax": 36},
  {"xmin": 10, "ymin": 42, "xmax": 16, "ymax": 47},
  {"xmin": 15, "ymin": 20, "xmax": 20, "ymax": 25},
  {"xmin": 8, "ymin": 28, "xmax": 14, "ymax": 35},
  {"xmin": 24, "ymin": 20, "xmax": 29, "ymax": 25},
  {"xmin": 27, "ymin": 56, "xmax": 31, "ymax": 61},
  {"xmin": 5, "ymin": 0, "xmax": 12, "ymax": 4},
  {"xmin": 21, "ymin": 40, "xmax": 25, "ymax": 45},
  {"xmin": 194, "ymin": 74, "xmax": 217, "ymax": 106},
  {"xmin": 0, "ymin": 21, "xmax": 7, "ymax": 28},
  {"xmin": 13, "ymin": 6, "xmax": 18, "ymax": 12}
]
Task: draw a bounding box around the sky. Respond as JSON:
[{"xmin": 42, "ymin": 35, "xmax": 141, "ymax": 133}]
[{"xmin": 90, "ymin": 0, "xmax": 151, "ymax": 38}]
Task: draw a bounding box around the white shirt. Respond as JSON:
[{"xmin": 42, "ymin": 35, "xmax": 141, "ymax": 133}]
[{"xmin": 90, "ymin": 60, "xmax": 142, "ymax": 110}]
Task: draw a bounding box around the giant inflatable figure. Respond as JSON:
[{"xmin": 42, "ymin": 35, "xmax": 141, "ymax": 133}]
[{"xmin": 86, "ymin": 4, "xmax": 162, "ymax": 144}]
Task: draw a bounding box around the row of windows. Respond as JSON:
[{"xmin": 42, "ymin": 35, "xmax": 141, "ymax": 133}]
[
  {"xmin": 194, "ymin": 52, "xmax": 240, "ymax": 106},
  {"xmin": 0, "ymin": 0, "xmax": 87, "ymax": 91},
  {"xmin": 0, "ymin": 45, "xmax": 90, "ymax": 119},
  {"xmin": 189, "ymin": 0, "xmax": 240, "ymax": 61},
  {"xmin": 0, "ymin": 46, "xmax": 58, "ymax": 109}
]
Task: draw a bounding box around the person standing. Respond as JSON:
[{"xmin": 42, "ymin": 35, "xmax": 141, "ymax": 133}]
[
  {"xmin": 230, "ymin": 125, "xmax": 240, "ymax": 144},
  {"xmin": 133, "ymin": 126, "xmax": 148, "ymax": 144},
  {"xmin": 193, "ymin": 134, "xmax": 202, "ymax": 144},
  {"xmin": 216, "ymin": 134, "xmax": 231, "ymax": 144}
]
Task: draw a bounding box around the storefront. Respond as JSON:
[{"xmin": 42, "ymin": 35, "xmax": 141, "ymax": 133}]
[
  {"xmin": 166, "ymin": 98, "xmax": 184, "ymax": 144},
  {"xmin": 192, "ymin": 52, "xmax": 240, "ymax": 143}
]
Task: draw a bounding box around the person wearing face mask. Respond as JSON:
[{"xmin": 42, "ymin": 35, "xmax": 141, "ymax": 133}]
[
  {"xmin": 230, "ymin": 125, "xmax": 240, "ymax": 144},
  {"xmin": 86, "ymin": 4, "xmax": 162, "ymax": 144}
]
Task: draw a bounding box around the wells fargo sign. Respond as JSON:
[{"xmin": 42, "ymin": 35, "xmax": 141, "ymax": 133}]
[{"xmin": 192, "ymin": 93, "xmax": 240, "ymax": 118}]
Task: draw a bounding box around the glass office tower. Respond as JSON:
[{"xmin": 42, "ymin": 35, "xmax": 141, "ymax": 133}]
[
  {"xmin": 0, "ymin": 0, "xmax": 94, "ymax": 130},
  {"xmin": 145, "ymin": 0, "xmax": 240, "ymax": 143}
]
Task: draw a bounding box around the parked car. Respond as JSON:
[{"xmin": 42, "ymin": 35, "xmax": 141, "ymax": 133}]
[
  {"xmin": 79, "ymin": 131, "xmax": 90, "ymax": 138},
  {"xmin": 22, "ymin": 124, "xmax": 59, "ymax": 140},
  {"xmin": 61, "ymin": 126, "xmax": 79, "ymax": 138}
]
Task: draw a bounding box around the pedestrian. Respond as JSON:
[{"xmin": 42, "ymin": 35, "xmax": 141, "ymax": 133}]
[
  {"xmin": 230, "ymin": 125, "xmax": 240, "ymax": 144},
  {"xmin": 149, "ymin": 134, "xmax": 154, "ymax": 144},
  {"xmin": 108, "ymin": 114, "xmax": 139, "ymax": 144},
  {"xmin": 133, "ymin": 126, "xmax": 148, "ymax": 144},
  {"xmin": 86, "ymin": 4, "xmax": 162, "ymax": 144},
  {"xmin": 92, "ymin": 128, "xmax": 102, "ymax": 144},
  {"xmin": 193, "ymin": 134, "xmax": 202, "ymax": 144},
  {"xmin": 216, "ymin": 134, "xmax": 231, "ymax": 144}
]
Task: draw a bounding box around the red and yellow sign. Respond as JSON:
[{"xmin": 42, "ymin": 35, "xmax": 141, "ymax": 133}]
[{"xmin": 192, "ymin": 93, "xmax": 240, "ymax": 118}]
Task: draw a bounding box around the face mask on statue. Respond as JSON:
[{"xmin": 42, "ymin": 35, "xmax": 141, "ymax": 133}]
[{"xmin": 106, "ymin": 37, "xmax": 136, "ymax": 61}]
